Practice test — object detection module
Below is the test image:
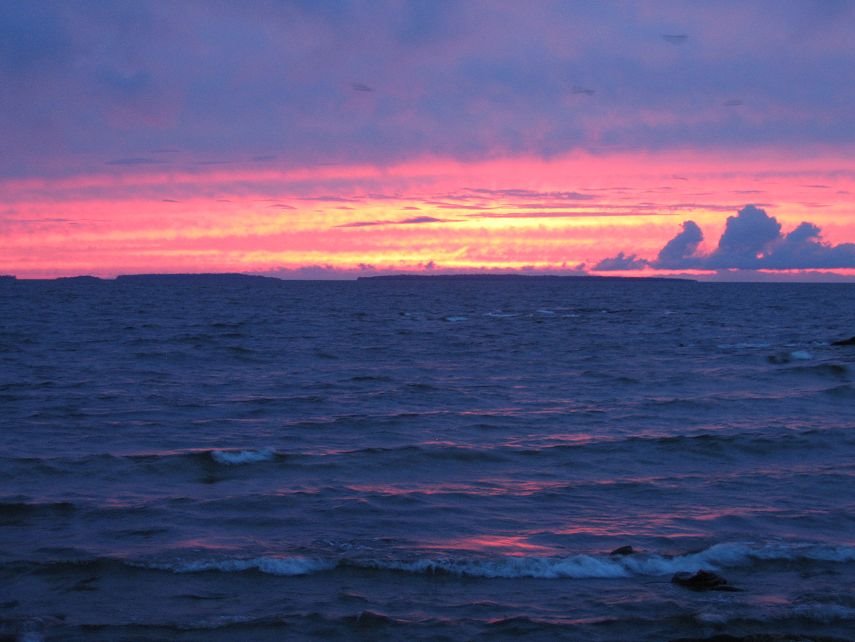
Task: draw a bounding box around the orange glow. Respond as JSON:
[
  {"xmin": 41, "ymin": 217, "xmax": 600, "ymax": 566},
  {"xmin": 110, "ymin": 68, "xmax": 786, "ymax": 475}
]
[{"xmin": 2, "ymin": 150, "xmax": 854, "ymax": 278}]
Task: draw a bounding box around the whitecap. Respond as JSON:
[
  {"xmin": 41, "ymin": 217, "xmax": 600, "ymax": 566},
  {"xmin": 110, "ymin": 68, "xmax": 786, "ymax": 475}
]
[
  {"xmin": 210, "ymin": 448, "xmax": 276, "ymax": 465},
  {"xmin": 789, "ymin": 350, "xmax": 813, "ymax": 360},
  {"xmin": 356, "ymin": 541, "xmax": 855, "ymax": 579},
  {"xmin": 147, "ymin": 555, "xmax": 334, "ymax": 576},
  {"xmin": 369, "ymin": 554, "xmax": 631, "ymax": 579},
  {"xmin": 485, "ymin": 311, "xmax": 517, "ymax": 318}
]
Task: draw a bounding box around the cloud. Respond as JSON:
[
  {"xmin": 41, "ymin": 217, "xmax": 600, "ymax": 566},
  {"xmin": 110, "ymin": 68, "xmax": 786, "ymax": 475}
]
[
  {"xmin": 400, "ymin": 216, "xmax": 447, "ymax": 224},
  {"xmin": 760, "ymin": 221, "xmax": 855, "ymax": 269},
  {"xmin": 105, "ymin": 157, "xmax": 167, "ymax": 166},
  {"xmin": 647, "ymin": 205, "xmax": 855, "ymax": 270},
  {"xmin": 464, "ymin": 188, "xmax": 595, "ymax": 202},
  {"xmin": 336, "ymin": 215, "xmax": 452, "ymax": 228},
  {"xmin": 5, "ymin": 2, "xmax": 855, "ymax": 179},
  {"xmin": 655, "ymin": 220, "xmax": 704, "ymax": 269},
  {"xmin": 593, "ymin": 252, "xmax": 648, "ymax": 271},
  {"xmin": 707, "ymin": 205, "xmax": 782, "ymax": 268}
]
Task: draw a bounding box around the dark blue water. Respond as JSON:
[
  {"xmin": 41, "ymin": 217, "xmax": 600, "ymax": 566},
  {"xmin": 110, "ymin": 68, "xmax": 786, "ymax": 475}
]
[{"xmin": 1, "ymin": 275, "xmax": 854, "ymax": 641}]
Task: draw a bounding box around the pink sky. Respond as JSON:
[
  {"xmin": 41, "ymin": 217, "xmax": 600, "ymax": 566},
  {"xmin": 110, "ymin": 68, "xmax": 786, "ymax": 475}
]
[{"xmin": 2, "ymin": 2, "xmax": 854, "ymax": 279}]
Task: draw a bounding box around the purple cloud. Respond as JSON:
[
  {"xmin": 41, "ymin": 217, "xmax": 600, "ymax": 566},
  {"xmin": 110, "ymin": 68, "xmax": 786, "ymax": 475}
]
[
  {"xmin": 3, "ymin": 2, "xmax": 855, "ymax": 178},
  {"xmin": 707, "ymin": 205, "xmax": 782, "ymax": 269},
  {"xmin": 653, "ymin": 205, "xmax": 855, "ymax": 270},
  {"xmin": 655, "ymin": 220, "xmax": 704, "ymax": 269},
  {"xmin": 336, "ymin": 215, "xmax": 452, "ymax": 228},
  {"xmin": 596, "ymin": 205, "xmax": 855, "ymax": 271},
  {"xmin": 593, "ymin": 252, "xmax": 648, "ymax": 271}
]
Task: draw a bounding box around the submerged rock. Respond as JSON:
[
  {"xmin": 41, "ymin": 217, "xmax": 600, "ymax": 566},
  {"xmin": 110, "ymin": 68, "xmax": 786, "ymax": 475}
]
[
  {"xmin": 609, "ymin": 545, "xmax": 635, "ymax": 556},
  {"xmin": 831, "ymin": 336, "xmax": 855, "ymax": 346},
  {"xmin": 671, "ymin": 570, "xmax": 740, "ymax": 592}
]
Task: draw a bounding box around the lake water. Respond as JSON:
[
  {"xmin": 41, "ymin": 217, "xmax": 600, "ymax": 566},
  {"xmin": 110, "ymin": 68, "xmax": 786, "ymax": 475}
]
[{"xmin": 1, "ymin": 275, "xmax": 854, "ymax": 641}]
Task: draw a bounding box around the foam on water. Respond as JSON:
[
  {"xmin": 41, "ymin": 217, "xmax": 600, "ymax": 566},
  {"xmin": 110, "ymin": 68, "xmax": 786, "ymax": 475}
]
[
  {"xmin": 789, "ymin": 350, "xmax": 813, "ymax": 360},
  {"xmin": 369, "ymin": 542, "xmax": 855, "ymax": 579},
  {"xmin": 144, "ymin": 555, "xmax": 334, "ymax": 576},
  {"xmin": 209, "ymin": 448, "xmax": 276, "ymax": 465},
  {"xmin": 131, "ymin": 542, "xmax": 855, "ymax": 580}
]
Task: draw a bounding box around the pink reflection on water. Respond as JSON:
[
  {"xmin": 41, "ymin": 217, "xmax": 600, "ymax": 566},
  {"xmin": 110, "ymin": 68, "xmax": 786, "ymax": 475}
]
[
  {"xmin": 422, "ymin": 534, "xmax": 559, "ymax": 556},
  {"xmin": 344, "ymin": 479, "xmax": 568, "ymax": 497}
]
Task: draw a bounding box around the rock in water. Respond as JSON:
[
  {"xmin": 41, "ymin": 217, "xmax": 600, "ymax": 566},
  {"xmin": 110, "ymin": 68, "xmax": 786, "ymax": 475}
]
[
  {"xmin": 609, "ymin": 545, "xmax": 635, "ymax": 556},
  {"xmin": 671, "ymin": 570, "xmax": 740, "ymax": 591},
  {"xmin": 831, "ymin": 336, "xmax": 855, "ymax": 346}
]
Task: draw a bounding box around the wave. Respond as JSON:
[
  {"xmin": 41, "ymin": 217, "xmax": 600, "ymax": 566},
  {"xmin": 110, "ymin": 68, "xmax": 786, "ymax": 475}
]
[
  {"xmin": 5, "ymin": 424, "xmax": 852, "ymax": 478},
  {"xmin": 209, "ymin": 448, "xmax": 276, "ymax": 465},
  {"xmin": 3, "ymin": 448, "xmax": 286, "ymax": 471},
  {"xmin": 139, "ymin": 555, "xmax": 334, "ymax": 576},
  {"xmin": 777, "ymin": 362, "xmax": 851, "ymax": 378},
  {"xmin": 358, "ymin": 542, "xmax": 855, "ymax": 579},
  {"xmin": 123, "ymin": 542, "xmax": 855, "ymax": 581}
]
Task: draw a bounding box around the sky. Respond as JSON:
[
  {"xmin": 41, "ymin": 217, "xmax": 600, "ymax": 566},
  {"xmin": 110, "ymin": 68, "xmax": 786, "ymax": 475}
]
[{"xmin": 2, "ymin": 0, "xmax": 855, "ymax": 280}]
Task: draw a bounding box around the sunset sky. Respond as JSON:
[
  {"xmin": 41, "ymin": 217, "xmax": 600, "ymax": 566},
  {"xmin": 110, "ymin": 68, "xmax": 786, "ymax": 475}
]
[{"xmin": 2, "ymin": 1, "xmax": 855, "ymax": 279}]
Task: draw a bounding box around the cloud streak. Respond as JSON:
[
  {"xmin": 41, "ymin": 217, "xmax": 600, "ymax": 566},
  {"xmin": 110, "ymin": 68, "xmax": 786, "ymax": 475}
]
[{"xmin": 335, "ymin": 215, "xmax": 454, "ymax": 228}]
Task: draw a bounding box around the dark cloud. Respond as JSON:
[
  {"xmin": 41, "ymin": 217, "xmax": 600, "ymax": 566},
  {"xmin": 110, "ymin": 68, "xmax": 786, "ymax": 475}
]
[
  {"xmin": 336, "ymin": 215, "xmax": 452, "ymax": 228},
  {"xmin": 655, "ymin": 220, "xmax": 704, "ymax": 269},
  {"xmin": 707, "ymin": 205, "xmax": 781, "ymax": 268},
  {"xmin": 599, "ymin": 205, "xmax": 855, "ymax": 272},
  {"xmin": 593, "ymin": 252, "xmax": 648, "ymax": 271},
  {"xmin": 648, "ymin": 205, "xmax": 855, "ymax": 271},
  {"xmin": 760, "ymin": 221, "xmax": 855, "ymax": 269},
  {"xmin": 571, "ymin": 86, "xmax": 595, "ymax": 96},
  {"xmin": 300, "ymin": 196, "xmax": 361, "ymax": 203},
  {"xmin": 400, "ymin": 216, "xmax": 447, "ymax": 224}
]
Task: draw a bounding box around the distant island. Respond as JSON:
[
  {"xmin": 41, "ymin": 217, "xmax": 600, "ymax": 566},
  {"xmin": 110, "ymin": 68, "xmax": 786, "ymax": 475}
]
[
  {"xmin": 358, "ymin": 273, "xmax": 694, "ymax": 282},
  {"xmin": 3, "ymin": 272, "xmax": 698, "ymax": 283},
  {"xmin": 115, "ymin": 273, "xmax": 277, "ymax": 283}
]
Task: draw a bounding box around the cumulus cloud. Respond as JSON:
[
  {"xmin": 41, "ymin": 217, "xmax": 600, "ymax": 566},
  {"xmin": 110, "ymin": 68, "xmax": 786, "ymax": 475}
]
[
  {"xmin": 646, "ymin": 205, "xmax": 855, "ymax": 271},
  {"xmin": 593, "ymin": 252, "xmax": 648, "ymax": 271},
  {"xmin": 597, "ymin": 205, "xmax": 855, "ymax": 272},
  {"xmin": 655, "ymin": 220, "xmax": 704, "ymax": 269},
  {"xmin": 706, "ymin": 205, "xmax": 781, "ymax": 268}
]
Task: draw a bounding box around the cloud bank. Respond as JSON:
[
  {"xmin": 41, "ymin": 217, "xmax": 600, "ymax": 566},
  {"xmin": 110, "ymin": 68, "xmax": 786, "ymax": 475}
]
[
  {"xmin": 595, "ymin": 205, "xmax": 855, "ymax": 271},
  {"xmin": 3, "ymin": 1, "xmax": 855, "ymax": 178}
]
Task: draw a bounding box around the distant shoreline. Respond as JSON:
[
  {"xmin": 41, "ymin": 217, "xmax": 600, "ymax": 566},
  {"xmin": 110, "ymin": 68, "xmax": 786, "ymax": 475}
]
[
  {"xmin": 1, "ymin": 272, "xmax": 696, "ymax": 283},
  {"xmin": 4, "ymin": 272, "xmax": 854, "ymax": 283},
  {"xmin": 357, "ymin": 273, "xmax": 694, "ymax": 282}
]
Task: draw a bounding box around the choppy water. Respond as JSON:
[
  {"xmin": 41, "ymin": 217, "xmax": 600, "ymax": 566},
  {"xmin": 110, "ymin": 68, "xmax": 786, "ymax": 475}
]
[{"xmin": 1, "ymin": 275, "xmax": 854, "ymax": 641}]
